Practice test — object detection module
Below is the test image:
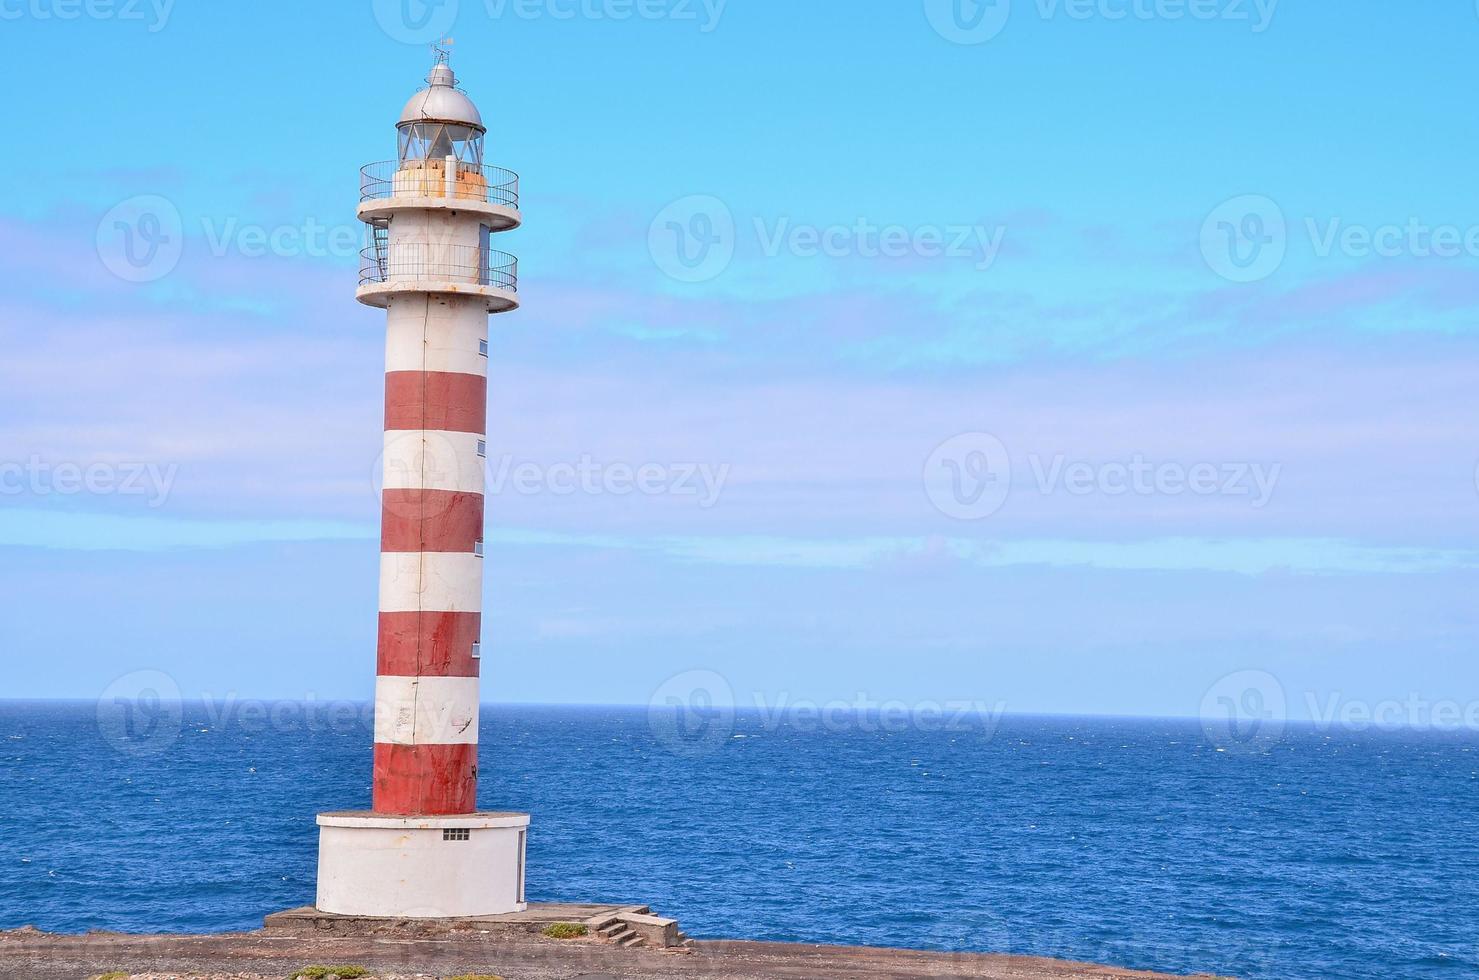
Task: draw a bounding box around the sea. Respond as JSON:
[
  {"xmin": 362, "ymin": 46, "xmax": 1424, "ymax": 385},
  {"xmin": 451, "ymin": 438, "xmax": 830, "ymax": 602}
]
[{"xmin": 1, "ymin": 700, "xmax": 1475, "ymax": 980}]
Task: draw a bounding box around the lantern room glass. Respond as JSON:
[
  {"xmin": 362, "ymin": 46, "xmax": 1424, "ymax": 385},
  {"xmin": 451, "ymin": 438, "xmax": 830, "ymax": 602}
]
[{"xmin": 397, "ymin": 122, "xmax": 484, "ymax": 168}]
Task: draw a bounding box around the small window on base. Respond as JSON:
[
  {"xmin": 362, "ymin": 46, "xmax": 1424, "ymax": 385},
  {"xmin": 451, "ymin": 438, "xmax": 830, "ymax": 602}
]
[{"xmin": 443, "ymin": 828, "xmax": 470, "ymax": 842}]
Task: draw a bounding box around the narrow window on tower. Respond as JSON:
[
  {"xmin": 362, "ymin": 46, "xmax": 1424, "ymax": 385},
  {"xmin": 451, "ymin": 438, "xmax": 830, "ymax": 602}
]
[
  {"xmin": 474, "ymin": 539, "xmax": 485, "ymax": 557},
  {"xmin": 479, "ymin": 338, "xmax": 489, "ymax": 357},
  {"xmin": 477, "ymin": 439, "xmax": 487, "ymax": 457},
  {"xmin": 471, "ymin": 641, "xmax": 481, "ymax": 660},
  {"xmin": 478, "ymin": 224, "xmax": 491, "ymax": 286}
]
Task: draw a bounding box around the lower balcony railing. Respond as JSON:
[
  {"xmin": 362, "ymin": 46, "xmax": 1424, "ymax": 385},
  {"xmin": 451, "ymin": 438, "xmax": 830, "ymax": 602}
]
[{"xmin": 359, "ymin": 243, "xmax": 518, "ymax": 292}]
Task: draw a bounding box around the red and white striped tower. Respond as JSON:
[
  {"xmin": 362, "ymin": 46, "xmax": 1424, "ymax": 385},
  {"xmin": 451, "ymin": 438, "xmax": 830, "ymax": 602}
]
[{"xmin": 314, "ymin": 49, "xmax": 529, "ymax": 918}]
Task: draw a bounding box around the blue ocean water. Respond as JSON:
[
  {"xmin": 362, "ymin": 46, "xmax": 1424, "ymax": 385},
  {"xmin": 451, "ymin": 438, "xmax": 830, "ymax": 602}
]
[{"xmin": 1, "ymin": 701, "xmax": 1475, "ymax": 980}]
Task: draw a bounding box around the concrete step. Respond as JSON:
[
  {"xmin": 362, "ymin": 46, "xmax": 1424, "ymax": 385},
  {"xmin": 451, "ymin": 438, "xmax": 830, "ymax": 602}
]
[{"xmin": 618, "ymin": 932, "xmax": 644, "ymax": 948}]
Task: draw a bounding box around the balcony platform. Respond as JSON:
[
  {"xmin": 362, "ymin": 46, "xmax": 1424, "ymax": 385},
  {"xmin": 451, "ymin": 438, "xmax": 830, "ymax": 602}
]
[
  {"xmin": 356, "ymin": 278, "xmax": 519, "ymax": 313},
  {"xmin": 357, "ymin": 195, "xmax": 521, "ymax": 231}
]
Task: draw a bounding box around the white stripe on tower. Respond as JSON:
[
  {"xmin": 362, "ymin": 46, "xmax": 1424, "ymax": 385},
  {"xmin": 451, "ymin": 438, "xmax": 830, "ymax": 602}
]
[{"xmin": 379, "ymin": 552, "xmax": 485, "ymax": 613}]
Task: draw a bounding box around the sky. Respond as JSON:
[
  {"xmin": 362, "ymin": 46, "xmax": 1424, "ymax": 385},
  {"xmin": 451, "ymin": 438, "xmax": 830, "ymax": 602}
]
[{"xmin": 2, "ymin": 1, "xmax": 1479, "ymax": 724}]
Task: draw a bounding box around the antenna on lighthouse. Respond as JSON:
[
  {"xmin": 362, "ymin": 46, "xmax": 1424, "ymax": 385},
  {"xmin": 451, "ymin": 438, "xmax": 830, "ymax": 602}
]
[{"xmin": 431, "ymin": 37, "xmax": 454, "ymax": 66}]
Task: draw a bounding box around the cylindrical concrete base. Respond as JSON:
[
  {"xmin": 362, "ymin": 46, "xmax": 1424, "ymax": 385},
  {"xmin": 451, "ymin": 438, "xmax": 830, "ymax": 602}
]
[{"xmin": 315, "ymin": 811, "xmax": 529, "ymax": 917}]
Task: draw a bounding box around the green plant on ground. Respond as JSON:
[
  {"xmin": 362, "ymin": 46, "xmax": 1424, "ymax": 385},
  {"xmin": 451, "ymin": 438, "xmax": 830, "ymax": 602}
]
[
  {"xmin": 94, "ymin": 973, "xmax": 129, "ymax": 980},
  {"xmin": 541, "ymin": 921, "xmax": 589, "ymax": 939},
  {"xmin": 288, "ymin": 967, "xmax": 372, "ymax": 979},
  {"xmin": 448, "ymin": 974, "xmax": 506, "ymax": 980}
]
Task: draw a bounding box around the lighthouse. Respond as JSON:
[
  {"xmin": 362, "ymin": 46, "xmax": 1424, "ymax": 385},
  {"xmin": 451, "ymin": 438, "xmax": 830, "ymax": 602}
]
[{"xmin": 314, "ymin": 49, "xmax": 529, "ymax": 918}]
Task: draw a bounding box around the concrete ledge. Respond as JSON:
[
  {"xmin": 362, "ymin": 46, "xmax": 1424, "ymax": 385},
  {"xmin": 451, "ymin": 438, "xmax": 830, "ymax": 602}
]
[
  {"xmin": 265, "ymin": 901, "xmax": 656, "ymax": 938},
  {"xmin": 316, "ymin": 811, "xmax": 529, "ymax": 830},
  {"xmin": 0, "ymin": 923, "xmax": 1231, "ymax": 979}
]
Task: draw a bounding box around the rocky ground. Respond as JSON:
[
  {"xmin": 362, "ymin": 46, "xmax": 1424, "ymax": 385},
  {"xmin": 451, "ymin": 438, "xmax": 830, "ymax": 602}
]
[{"xmin": 0, "ymin": 927, "xmax": 1229, "ymax": 980}]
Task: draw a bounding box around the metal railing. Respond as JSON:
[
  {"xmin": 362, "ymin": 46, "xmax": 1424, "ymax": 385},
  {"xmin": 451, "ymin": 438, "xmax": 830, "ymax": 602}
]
[
  {"xmin": 360, "ymin": 160, "xmax": 519, "ymax": 209},
  {"xmin": 359, "ymin": 243, "xmax": 518, "ymax": 292}
]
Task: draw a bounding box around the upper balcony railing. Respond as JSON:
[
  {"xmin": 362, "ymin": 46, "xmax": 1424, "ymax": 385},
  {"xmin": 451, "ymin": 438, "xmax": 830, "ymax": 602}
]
[
  {"xmin": 360, "ymin": 160, "xmax": 520, "ymax": 210},
  {"xmin": 359, "ymin": 243, "xmax": 518, "ymax": 292}
]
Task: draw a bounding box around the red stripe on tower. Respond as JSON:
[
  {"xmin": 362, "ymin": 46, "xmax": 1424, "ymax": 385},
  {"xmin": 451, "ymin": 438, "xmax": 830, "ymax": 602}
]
[
  {"xmin": 373, "ymin": 742, "xmax": 479, "ymax": 814},
  {"xmin": 377, "ymin": 611, "xmax": 482, "ymax": 678},
  {"xmin": 381, "ymin": 488, "xmax": 484, "ymax": 553},
  {"xmin": 384, "ymin": 371, "xmax": 487, "ymax": 433}
]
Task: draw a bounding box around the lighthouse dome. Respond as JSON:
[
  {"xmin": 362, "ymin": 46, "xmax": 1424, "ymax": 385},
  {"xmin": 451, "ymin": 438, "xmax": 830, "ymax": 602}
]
[{"xmin": 398, "ymin": 62, "xmax": 483, "ymax": 131}]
